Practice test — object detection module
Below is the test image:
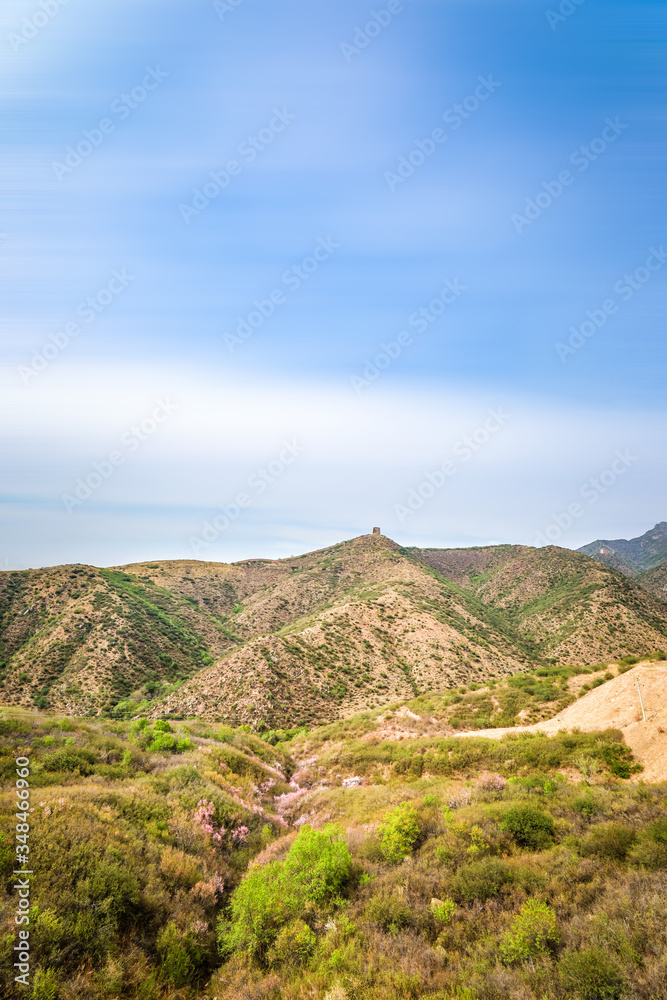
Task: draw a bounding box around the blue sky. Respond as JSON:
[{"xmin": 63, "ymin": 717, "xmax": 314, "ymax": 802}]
[{"xmin": 1, "ymin": 0, "xmax": 666, "ymax": 568}]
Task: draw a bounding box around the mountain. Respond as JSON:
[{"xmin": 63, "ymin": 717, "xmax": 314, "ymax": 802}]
[
  {"xmin": 2, "ymin": 532, "xmax": 667, "ymax": 725},
  {"xmin": 578, "ymin": 521, "xmax": 667, "ymax": 575}
]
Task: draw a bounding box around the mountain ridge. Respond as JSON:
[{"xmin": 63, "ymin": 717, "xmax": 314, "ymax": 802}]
[{"xmin": 3, "ymin": 531, "xmax": 666, "ymax": 726}]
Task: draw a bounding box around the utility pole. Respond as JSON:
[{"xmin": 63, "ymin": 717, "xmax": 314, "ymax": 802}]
[{"xmin": 636, "ymin": 676, "xmax": 646, "ymax": 723}]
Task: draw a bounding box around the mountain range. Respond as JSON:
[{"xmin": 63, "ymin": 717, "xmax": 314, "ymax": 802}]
[
  {"xmin": 578, "ymin": 520, "xmax": 667, "ymax": 601},
  {"xmin": 1, "ymin": 524, "xmax": 666, "ymax": 727}
]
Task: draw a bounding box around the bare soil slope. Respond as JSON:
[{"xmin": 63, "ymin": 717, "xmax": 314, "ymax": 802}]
[{"xmin": 455, "ymin": 662, "xmax": 667, "ymax": 782}]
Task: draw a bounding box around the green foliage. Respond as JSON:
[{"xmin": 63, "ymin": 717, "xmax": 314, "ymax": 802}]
[
  {"xmin": 559, "ymin": 948, "xmax": 625, "ymax": 1000},
  {"xmin": 268, "ymin": 919, "xmax": 317, "ymax": 967},
  {"xmin": 379, "ymin": 802, "xmax": 420, "ymax": 864},
  {"xmin": 157, "ymin": 921, "xmax": 204, "ymax": 987},
  {"xmin": 431, "ymin": 897, "xmax": 456, "ymax": 924},
  {"xmin": 572, "ymin": 795, "xmax": 597, "ymax": 819},
  {"xmin": 500, "ymin": 899, "xmax": 557, "ymax": 964},
  {"xmin": 365, "ymin": 895, "xmax": 412, "ymax": 933},
  {"xmin": 502, "ymin": 805, "xmax": 555, "ymax": 848},
  {"xmin": 222, "ymin": 825, "xmax": 353, "ymax": 959},
  {"xmin": 32, "ymin": 967, "xmax": 60, "ymax": 1000},
  {"xmin": 581, "ymin": 822, "xmax": 637, "ymax": 860},
  {"xmin": 451, "ymin": 858, "xmax": 514, "ymax": 902}
]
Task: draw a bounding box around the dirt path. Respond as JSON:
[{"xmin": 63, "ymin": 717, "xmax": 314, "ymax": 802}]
[{"xmin": 453, "ymin": 663, "xmax": 667, "ymax": 782}]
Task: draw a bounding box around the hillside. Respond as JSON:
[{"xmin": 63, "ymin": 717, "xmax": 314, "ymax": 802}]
[
  {"xmin": 639, "ymin": 562, "xmax": 667, "ymax": 603},
  {"xmin": 578, "ymin": 521, "xmax": 667, "ymax": 576},
  {"xmin": 2, "ymin": 534, "xmax": 667, "ymax": 724},
  {"xmin": 411, "ymin": 543, "xmax": 667, "ymax": 664},
  {"xmin": 1, "ymin": 679, "xmax": 666, "ymax": 1000}
]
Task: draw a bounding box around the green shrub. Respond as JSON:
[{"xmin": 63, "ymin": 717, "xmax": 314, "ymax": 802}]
[
  {"xmin": 150, "ymin": 732, "xmax": 176, "ymax": 752},
  {"xmin": 268, "ymin": 919, "xmax": 317, "ymax": 967},
  {"xmin": 222, "ymin": 825, "xmax": 352, "ymax": 959},
  {"xmin": 500, "ymin": 898, "xmax": 557, "ymax": 964},
  {"xmin": 431, "ymin": 897, "xmax": 456, "ymax": 924},
  {"xmin": 32, "ymin": 967, "xmax": 60, "ymax": 1000},
  {"xmin": 502, "ymin": 805, "xmax": 555, "ymax": 848},
  {"xmin": 365, "ymin": 895, "xmax": 412, "ymax": 932},
  {"xmin": 572, "ymin": 796, "xmax": 597, "ymax": 819},
  {"xmin": 157, "ymin": 922, "xmax": 202, "ymax": 987},
  {"xmin": 153, "ymin": 720, "xmax": 172, "ymax": 732},
  {"xmin": 648, "ymin": 818, "xmax": 667, "ymax": 843},
  {"xmin": 282, "ymin": 824, "xmax": 353, "ymax": 903},
  {"xmin": 379, "ymin": 803, "xmax": 420, "ymax": 864},
  {"xmin": 451, "ymin": 857, "xmax": 514, "ymax": 902},
  {"xmin": 581, "ymin": 823, "xmax": 637, "ymax": 861},
  {"xmin": 559, "ymin": 948, "xmax": 625, "ymax": 1000}
]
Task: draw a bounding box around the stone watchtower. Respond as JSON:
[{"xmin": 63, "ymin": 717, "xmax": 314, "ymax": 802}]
[{"xmin": 372, "ymin": 527, "xmax": 381, "ymax": 535}]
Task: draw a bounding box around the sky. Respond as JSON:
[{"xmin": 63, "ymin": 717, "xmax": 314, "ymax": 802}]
[{"xmin": 1, "ymin": 0, "xmax": 666, "ymax": 569}]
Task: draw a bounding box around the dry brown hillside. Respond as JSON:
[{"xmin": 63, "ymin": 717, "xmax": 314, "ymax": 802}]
[{"xmin": 2, "ymin": 533, "xmax": 667, "ymax": 722}]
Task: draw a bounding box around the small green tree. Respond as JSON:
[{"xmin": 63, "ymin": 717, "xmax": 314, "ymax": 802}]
[
  {"xmin": 501, "ymin": 899, "xmax": 557, "ymax": 965},
  {"xmin": 379, "ymin": 803, "xmax": 420, "ymax": 863}
]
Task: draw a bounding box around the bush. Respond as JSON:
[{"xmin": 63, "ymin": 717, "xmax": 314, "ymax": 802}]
[
  {"xmin": 451, "ymin": 857, "xmax": 514, "ymax": 902},
  {"xmin": 502, "ymin": 805, "xmax": 555, "ymax": 849},
  {"xmin": 32, "ymin": 968, "xmax": 60, "ymax": 1000},
  {"xmin": 559, "ymin": 948, "xmax": 625, "ymax": 1000},
  {"xmin": 581, "ymin": 823, "xmax": 637, "ymax": 861},
  {"xmin": 379, "ymin": 803, "xmax": 420, "ymax": 864},
  {"xmin": 572, "ymin": 796, "xmax": 597, "ymax": 819},
  {"xmin": 268, "ymin": 919, "xmax": 316, "ymax": 967},
  {"xmin": 364, "ymin": 894, "xmax": 412, "ymax": 932},
  {"xmin": 431, "ymin": 897, "xmax": 456, "ymax": 924},
  {"xmin": 500, "ymin": 898, "xmax": 557, "ymax": 964},
  {"xmin": 157, "ymin": 922, "xmax": 203, "ymax": 987},
  {"xmin": 222, "ymin": 825, "xmax": 352, "ymax": 959},
  {"xmin": 150, "ymin": 732, "xmax": 176, "ymax": 752}
]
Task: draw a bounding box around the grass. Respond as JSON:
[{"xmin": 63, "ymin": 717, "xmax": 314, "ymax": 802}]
[{"xmin": 0, "ymin": 692, "xmax": 664, "ymax": 1000}]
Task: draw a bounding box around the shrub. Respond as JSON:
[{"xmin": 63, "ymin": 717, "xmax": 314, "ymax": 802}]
[
  {"xmin": 451, "ymin": 857, "xmax": 514, "ymax": 902},
  {"xmin": 559, "ymin": 948, "xmax": 625, "ymax": 1000},
  {"xmin": 222, "ymin": 825, "xmax": 352, "ymax": 959},
  {"xmin": 282, "ymin": 824, "xmax": 353, "ymax": 903},
  {"xmin": 150, "ymin": 732, "xmax": 176, "ymax": 752},
  {"xmin": 502, "ymin": 805, "xmax": 555, "ymax": 849},
  {"xmin": 431, "ymin": 897, "xmax": 456, "ymax": 924},
  {"xmin": 157, "ymin": 922, "xmax": 202, "ymax": 987},
  {"xmin": 572, "ymin": 796, "xmax": 597, "ymax": 819},
  {"xmin": 581, "ymin": 823, "xmax": 637, "ymax": 861},
  {"xmin": 379, "ymin": 803, "xmax": 420, "ymax": 864},
  {"xmin": 32, "ymin": 968, "xmax": 60, "ymax": 1000},
  {"xmin": 365, "ymin": 894, "xmax": 412, "ymax": 932},
  {"xmin": 500, "ymin": 898, "xmax": 557, "ymax": 964},
  {"xmin": 268, "ymin": 919, "xmax": 316, "ymax": 967}
]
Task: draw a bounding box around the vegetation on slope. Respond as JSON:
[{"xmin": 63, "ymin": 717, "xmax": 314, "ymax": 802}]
[{"xmin": 2, "ymin": 686, "xmax": 666, "ymax": 1000}]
